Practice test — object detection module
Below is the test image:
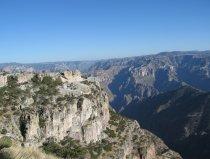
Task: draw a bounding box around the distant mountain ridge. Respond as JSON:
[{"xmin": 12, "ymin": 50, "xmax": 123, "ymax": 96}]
[
  {"xmin": 158, "ymin": 50, "xmax": 210, "ymax": 56},
  {"xmin": 1, "ymin": 50, "xmax": 209, "ymax": 73},
  {"xmin": 89, "ymin": 50, "xmax": 210, "ymax": 111},
  {"xmin": 0, "ymin": 61, "xmax": 96, "ymax": 73}
]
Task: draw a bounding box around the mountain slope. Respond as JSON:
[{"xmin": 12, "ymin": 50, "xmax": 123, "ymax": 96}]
[
  {"xmin": 122, "ymin": 86, "xmax": 210, "ymax": 159},
  {"xmin": 90, "ymin": 51, "xmax": 210, "ymax": 111},
  {"xmin": 0, "ymin": 71, "xmax": 181, "ymax": 159}
]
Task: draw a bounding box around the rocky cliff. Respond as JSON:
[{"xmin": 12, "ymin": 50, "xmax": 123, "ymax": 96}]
[{"xmin": 0, "ymin": 71, "xmax": 181, "ymax": 159}]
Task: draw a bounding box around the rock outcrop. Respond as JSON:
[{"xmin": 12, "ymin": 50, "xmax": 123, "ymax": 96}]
[
  {"xmin": 0, "ymin": 71, "xmax": 181, "ymax": 159},
  {"xmin": 0, "ymin": 71, "xmax": 109, "ymax": 145}
]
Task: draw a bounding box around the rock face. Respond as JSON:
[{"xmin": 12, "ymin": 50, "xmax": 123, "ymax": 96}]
[
  {"xmin": 22, "ymin": 94, "xmax": 110, "ymax": 145},
  {"xmin": 0, "ymin": 71, "xmax": 110, "ymax": 145},
  {"xmin": 0, "ymin": 71, "xmax": 181, "ymax": 159}
]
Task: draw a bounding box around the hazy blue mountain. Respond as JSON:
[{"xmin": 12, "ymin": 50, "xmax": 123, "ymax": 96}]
[{"xmin": 0, "ymin": 61, "xmax": 96, "ymax": 73}]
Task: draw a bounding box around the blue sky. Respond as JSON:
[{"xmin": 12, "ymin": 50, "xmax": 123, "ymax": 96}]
[{"xmin": 0, "ymin": 0, "xmax": 210, "ymax": 63}]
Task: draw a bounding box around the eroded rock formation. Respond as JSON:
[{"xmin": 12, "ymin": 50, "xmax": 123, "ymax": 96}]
[{"xmin": 0, "ymin": 71, "xmax": 181, "ymax": 159}]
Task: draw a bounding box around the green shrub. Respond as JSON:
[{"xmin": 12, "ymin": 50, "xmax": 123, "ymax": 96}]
[
  {"xmin": 0, "ymin": 87, "xmax": 7, "ymax": 107},
  {"xmin": 31, "ymin": 74, "xmax": 41, "ymax": 86},
  {"xmin": 0, "ymin": 129, "xmax": 7, "ymax": 135},
  {"xmin": 19, "ymin": 117, "xmax": 27, "ymax": 140},
  {"xmin": 54, "ymin": 77, "xmax": 62, "ymax": 86},
  {"xmin": 43, "ymin": 138, "xmax": 87, "ymax": 158},
  {"xmin": 77, "ymin": 97, "xmax": 84, "ymax": 110},
  {"xmin": 101, "ymin": 139, "xmax": 112, "ymax": 152},
  {"xmin": 88, "ymin": 142, "xmax": 103, "ymax": 159},
  {"xmin": 32, "ymin": 75, "xmax": 63, "ymax": 106},
  {"xmin": 34, "ymin": 75, "xmax": 61, "ymax": 99},
  {"xmin": 108, "ymin": 120, "xmax": 118, "ymax": 126},
  {"xmin": 42, "ymin": 76, "xmax": 54, "ymax": 85},
  {"xmin": 42, "ymin": 76, "xmax": 62, "ymax": 87},
  {"xmin": 117, "ymin": 119, "xmax": 126, "ymax": 133},
  {"xmin": 0, "ymin": 136, "xmax": 12, "ymax": 149},
  {"xmin": 39, "ymin": 117, "xmax": 46, "ymax": 128},
  {"xmin": 103, "ymin": 144, "xmax": 112, "ymax": 152},
  {"xmin": 104, "ymin": 128, "xmax": 116, "ymax": 138},
  {"xmin": 56, "ymin": 96, "xmax": 65, "ymax": 102},
  {"xmin": 87, "ymin": 139, "xmax": 112, "ymax": 158},
  {"xmin": 43, "ymin": 140, "xmax": 61, "ymax": 155},
  {"xmin": 7, "ymin": 76, "xmax": 18, "ymax": 88},
  {"xmin": 0, "ymin": 76, "xmax": 22, "ymax": 108},
  {"xmin": 109, "ymin": 109, "xmax": 121, "ymax": 121},
  {"xmin": 0, "ymin": 151, "xmax": 13, "ymax": 159}
]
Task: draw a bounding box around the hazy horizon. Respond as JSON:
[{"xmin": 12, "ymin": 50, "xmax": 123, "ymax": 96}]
[
  {"xmin": 0, "ymin": 49, "xmax": 209, "ymax": 64},
  {"xmin": 1, "ymin": 0, "xmax": 210, "ymax": 63}
]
